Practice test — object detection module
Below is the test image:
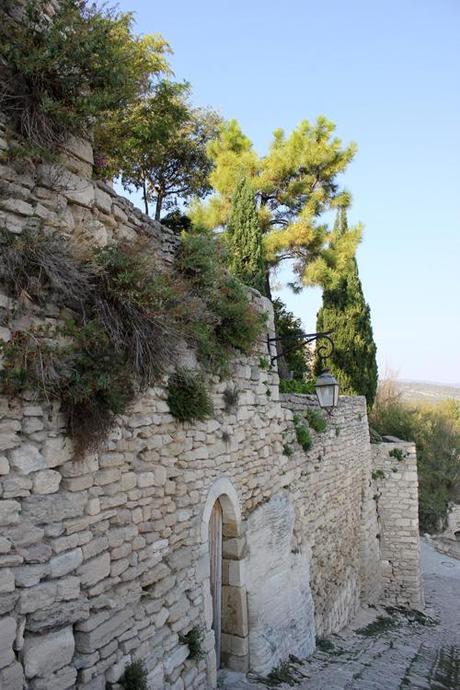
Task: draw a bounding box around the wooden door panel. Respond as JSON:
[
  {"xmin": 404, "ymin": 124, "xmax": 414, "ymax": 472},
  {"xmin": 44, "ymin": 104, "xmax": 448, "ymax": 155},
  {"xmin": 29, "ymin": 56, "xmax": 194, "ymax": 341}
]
[{"xmin": 209, "ymin": 500, "xmax": 223, "ymax": 667}]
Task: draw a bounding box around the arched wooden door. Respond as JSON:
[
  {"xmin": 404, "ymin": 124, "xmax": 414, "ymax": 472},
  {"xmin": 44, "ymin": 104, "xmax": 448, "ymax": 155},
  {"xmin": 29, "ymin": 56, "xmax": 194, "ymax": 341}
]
[{"xmin": 209, "ymin": 500, "xmax": 223, "ymax": 667}]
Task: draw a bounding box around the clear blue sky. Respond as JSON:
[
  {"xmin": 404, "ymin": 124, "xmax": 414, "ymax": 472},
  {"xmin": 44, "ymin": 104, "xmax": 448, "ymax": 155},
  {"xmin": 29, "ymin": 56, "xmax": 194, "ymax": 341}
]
[{"xmin": 115, "ymin": 0, "xmax": 460, "ymax": 385}]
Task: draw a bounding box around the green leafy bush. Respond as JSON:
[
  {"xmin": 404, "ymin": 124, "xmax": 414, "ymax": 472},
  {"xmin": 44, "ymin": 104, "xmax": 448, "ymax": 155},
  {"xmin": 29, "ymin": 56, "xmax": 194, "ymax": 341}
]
[
  {"xmin": 279, "ymin": 379, "xmax": 316, "ymax": 394},
  {"xmin": 305, "ymin": 408, "xmax": 327, "ymax": 433},
  {"xmin": 0, "ymin": 0, "xmax": 169, "ymax": 149},
  {"xmin": 167, "ymin": 369, "xmax": 213, "ymax": 422},
  {"xmin": 177, "ymin": 232, "xmax": 265, "ymax": 374},
  {"xmin": 293, "ymin": 416, "xmax": 312, "ymax": 452},
  {"xmin": 120, "ymin": 659, "xmax": 148, "ymax": 690},
  {"xmin": 179, "ymin": 626, "xmax": 205, "ymax": 660},
  {"xmin": 372, "ymin": 469, "xmax": 386, "ymax": 481}
]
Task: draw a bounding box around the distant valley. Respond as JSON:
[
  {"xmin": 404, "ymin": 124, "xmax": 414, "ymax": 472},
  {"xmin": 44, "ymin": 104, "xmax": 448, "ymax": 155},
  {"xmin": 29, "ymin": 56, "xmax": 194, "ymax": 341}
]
[{"xmin": 395, "ymin": 380, "xmax": 460, "ymax": 403}]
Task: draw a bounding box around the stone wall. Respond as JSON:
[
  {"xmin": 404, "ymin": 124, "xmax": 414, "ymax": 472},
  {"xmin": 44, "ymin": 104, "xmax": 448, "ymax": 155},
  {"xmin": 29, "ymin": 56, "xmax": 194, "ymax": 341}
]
[
  {"xmin": 371, "ymin": 440, "xmax": 424, "ymax": 608},
  {"xmin": 0, "ymin": 110, "xmax": 423, "ymax": 689}
]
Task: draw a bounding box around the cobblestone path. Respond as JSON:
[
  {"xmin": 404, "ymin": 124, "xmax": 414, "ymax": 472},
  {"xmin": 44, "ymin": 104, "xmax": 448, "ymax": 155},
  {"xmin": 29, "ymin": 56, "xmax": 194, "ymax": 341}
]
[{"xmin": 220, "ymin": 540, "xmax": 460, "ymax": 690}]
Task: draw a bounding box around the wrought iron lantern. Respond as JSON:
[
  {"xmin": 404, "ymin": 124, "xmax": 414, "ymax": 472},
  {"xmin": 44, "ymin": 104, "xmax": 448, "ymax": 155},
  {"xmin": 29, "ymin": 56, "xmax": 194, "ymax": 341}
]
[
  {"xmin": 267, "ymin": 327, "xmax": 339, "ymax": 414},
  {"xmin": 315, "ymin": 369, "xmax": 339, "ymax": 414}
]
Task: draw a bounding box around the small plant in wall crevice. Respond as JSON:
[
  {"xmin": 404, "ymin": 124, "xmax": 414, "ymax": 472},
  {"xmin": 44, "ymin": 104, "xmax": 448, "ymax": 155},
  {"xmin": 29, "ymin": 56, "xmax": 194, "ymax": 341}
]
[
  {"xmin": 305, "ymin": 408, "xmax": 327, "ymax": 433},
  {"xmin": 179, "ymin": 626, "xmax": 205, "ymax": 660},
  {"xmin": 293, "ymin": 415, "xmax": 312, "ymax": 452},
  {"xmin": 389, "ymin": 448, "xmax": 405, "ymax": 461},
  {"xmin": 223, "ymin": 385, "xmax": 239, "ymax": 412},
  {"xmin": 119, "ymin": 659, "xmax": 148, "ymax": 690}
]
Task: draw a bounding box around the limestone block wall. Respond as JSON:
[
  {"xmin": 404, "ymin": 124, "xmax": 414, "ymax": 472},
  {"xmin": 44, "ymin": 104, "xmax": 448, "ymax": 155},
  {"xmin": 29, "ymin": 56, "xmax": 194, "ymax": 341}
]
[
  {"xmin": 371, "ymin": 441, "xmax": 424, "ymax": 608},
  {"xmin": 0, "ymin": 116, "xmax": 178, "ymax": 266},
  {"xmin": 279, "ymin": 394, "xmax": 383, "ymax": 637},
  {"xmin": 0, "ymin": 110, "xmax": 423, "ymax": 689}
]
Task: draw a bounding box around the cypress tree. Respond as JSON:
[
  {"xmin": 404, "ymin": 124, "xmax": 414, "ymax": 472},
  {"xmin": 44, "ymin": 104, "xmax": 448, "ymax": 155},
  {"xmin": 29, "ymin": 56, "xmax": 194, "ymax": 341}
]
[
  {"xmin": 226, "ymin": 176, "xmax": 265, "ymax": 294},
  {"xmin": 315, "ymin": 208, "xmax": 378, "ymax": 408}
]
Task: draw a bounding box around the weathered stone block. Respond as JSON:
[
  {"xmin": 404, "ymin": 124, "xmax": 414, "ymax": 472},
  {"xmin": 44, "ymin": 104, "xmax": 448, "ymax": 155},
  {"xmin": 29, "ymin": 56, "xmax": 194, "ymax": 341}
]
[
  {"xmin": 50, "ymin": 548, "xmax": 83, "ymax": 578},
  {"xmin": 33, "ymin": 469, "xmax": 62, "ymax": 494},
  {"xmin": 8, "ymin": 444, "xmax": 47, "ymax": 474},
  {"xmin": 74, "ymin": 608, "xmax": 132, "ymax": 653},
  {"xmin": 0, "ymin": 455, "xmax": 10, "ymax": 474},
  {"xmin": 0, "ymin": 570, "xmax": 15, "ymax": 594},
  {"xmin": 23, "ymin": 626, "xmax": 75, "ymax": 678},
  {"xmin": 42, "ymin": 437, "xmax": 73, "ymax": 468},
  {"xmin": 0, "ymin": 616, "xmax": 16, "ymax": 669},
  {"xmin": 19, "ymin": 582, "xmax": 57, "ymax": 614},
  {"xmin": 0, "ymin": 500, "xmax": 20, "ymax": 526},
  {"xmin": 78, "ymin": 552, "xmax": 110, "ymax": 587},
  {"xmin": 15, "ymin": 564, "xmax": 48, "ymax": 588},
  {"xmin": 0, "ymin": 660, "xmax": 24, "ymax": 690},
  {"xmin": 164, "ymin": 645, "xmax": 188, "ymax": 676},
  {"xmin": 29, "ymin": 664, "xmax": 77, "ymax": 690},
  {"xmin": 21, "ymin": 492, "xmax": 85, "ymax": 523},
  {"xmin": 26, "ymin": 599, "xmax": 90, "ymax": 632}
]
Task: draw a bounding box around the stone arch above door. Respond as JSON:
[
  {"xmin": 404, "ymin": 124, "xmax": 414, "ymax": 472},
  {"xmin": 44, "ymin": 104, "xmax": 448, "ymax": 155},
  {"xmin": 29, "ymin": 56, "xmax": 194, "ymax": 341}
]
[{"xmin": 200, "ymin": 478, "xmax": 249, "ymax": 676}]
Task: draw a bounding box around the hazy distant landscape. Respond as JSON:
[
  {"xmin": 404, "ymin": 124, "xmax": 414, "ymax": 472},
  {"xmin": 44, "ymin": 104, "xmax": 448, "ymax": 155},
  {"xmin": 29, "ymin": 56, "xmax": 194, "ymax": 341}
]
[{"xmin": 396, "ymin": 380, "xmax": 460, "ymax": 403}]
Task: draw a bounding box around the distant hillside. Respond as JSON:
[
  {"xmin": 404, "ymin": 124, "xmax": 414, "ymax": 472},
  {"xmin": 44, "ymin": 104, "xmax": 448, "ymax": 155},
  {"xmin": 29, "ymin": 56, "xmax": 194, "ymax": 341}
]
[{"xmin": 395, "ymin": 380, "xmax": 460, "ymax": 404}]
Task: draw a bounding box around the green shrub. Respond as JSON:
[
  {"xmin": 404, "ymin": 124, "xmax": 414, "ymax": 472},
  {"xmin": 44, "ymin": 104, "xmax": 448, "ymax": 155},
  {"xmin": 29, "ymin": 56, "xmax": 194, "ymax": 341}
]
[
  {"xmin": 0, "ymin": 320, "xmax": 133, "ymax": 454},
  {"xmin": 372, "ymin": 469, "xmax": 386, "ymax": 481},
  {"xmin": 177, "ymin": 232, "xmax": 265, "ymax": 374},
  {"xmin": 0, "ymin": 0, "xmax": 168, "ymax": 149},
  {"xmin": 305, "ymin": 408, "xmax": 327, "ymax": 433},
  {"xmin": 389, "ymin": 448, "xmax": 405, "ymax": 461},
  {"xmin": 120, "ymin": 659, "xmax": 148, "ymax": 690},
  {"xmin": 293, "ymin": 416, "xmax": 312, "ymax": 452},
  {"xmin": 179, "ymin": 626, "xmax": 205, "ymax": 660},
  {"xmin": 167, "ymin": 369, "xmax": 213, "ymax": 422},
  {"xmin": 279, "ymin": 379, "xmax": 316, "ymax": 395},
  {"xmin": 283, "ymin": 443, "xmax": 293, "ymax": 457}
]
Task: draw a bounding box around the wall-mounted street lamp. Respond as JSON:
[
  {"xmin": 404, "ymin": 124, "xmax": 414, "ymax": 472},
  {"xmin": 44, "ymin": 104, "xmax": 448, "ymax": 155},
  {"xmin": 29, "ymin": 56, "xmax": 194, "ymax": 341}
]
[
  {"xmin": 314, "ymin": 369, "xmax": 339, "ymax": 414},
  {"xmin": 267, "ymin": 329, "xmax": 339, "ymax": 414}
]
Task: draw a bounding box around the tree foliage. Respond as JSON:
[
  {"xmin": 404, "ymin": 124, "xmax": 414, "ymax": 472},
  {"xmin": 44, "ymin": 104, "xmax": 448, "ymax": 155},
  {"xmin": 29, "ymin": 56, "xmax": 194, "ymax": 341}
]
[
  {"xmin": 95, "ymin": 81, "xmax": 222, "ymax": 219},
  {"xmin": 226, "ymin": 176, "xmax": 265, "ymax": 293},
  {"xmin": 314, "ymin": 208, "xmax": 378, "ymax": 408},
  {"xmin": 370, "ymin": 380, "xmax": 460, "ymax": 533},
  {"xmin": 191, "ymin": 117, "xmax": 361, "ymax": 290},
  {"xmin": 0, "ymin": 0, "xmax": 170, "ymax": 149},
  {"xmin": 272, "ymin": 298, "xmax": 312, "ymax": 381}
]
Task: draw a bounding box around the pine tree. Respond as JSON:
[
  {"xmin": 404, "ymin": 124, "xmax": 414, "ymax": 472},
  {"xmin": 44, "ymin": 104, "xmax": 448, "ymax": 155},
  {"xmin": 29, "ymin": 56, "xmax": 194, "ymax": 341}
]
[
  {"xmin": 315, "ymin": 208, "xmax": 378, "ymax": 408},
  {"xmin": 191, "ymin": 118, "xmax": 361, "ymax": 293},
  {"xmin": 226, "ymin": 176, "xmax": 265, "ymax": 294}
]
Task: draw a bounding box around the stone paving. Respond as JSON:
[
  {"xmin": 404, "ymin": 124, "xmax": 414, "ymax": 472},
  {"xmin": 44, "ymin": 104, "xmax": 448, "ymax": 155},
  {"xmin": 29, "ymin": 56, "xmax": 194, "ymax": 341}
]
[{"xmin": 219, "ymin": 540, "xmax": 460, "ymax": 690}]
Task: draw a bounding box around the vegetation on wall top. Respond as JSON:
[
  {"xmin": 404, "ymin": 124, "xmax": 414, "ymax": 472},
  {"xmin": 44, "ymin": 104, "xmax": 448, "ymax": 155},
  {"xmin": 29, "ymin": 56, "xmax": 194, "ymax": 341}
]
[
  {"xmin": 370, "ymin": 378, "xmax": 460, "ymax": 532},
  {"xmin": 0, "ymin": 227, "xmax": 264, "ymax": 453},
  {"xmin": 0, "ymin": 0, "xmax": 169, "ymax": 150}
]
